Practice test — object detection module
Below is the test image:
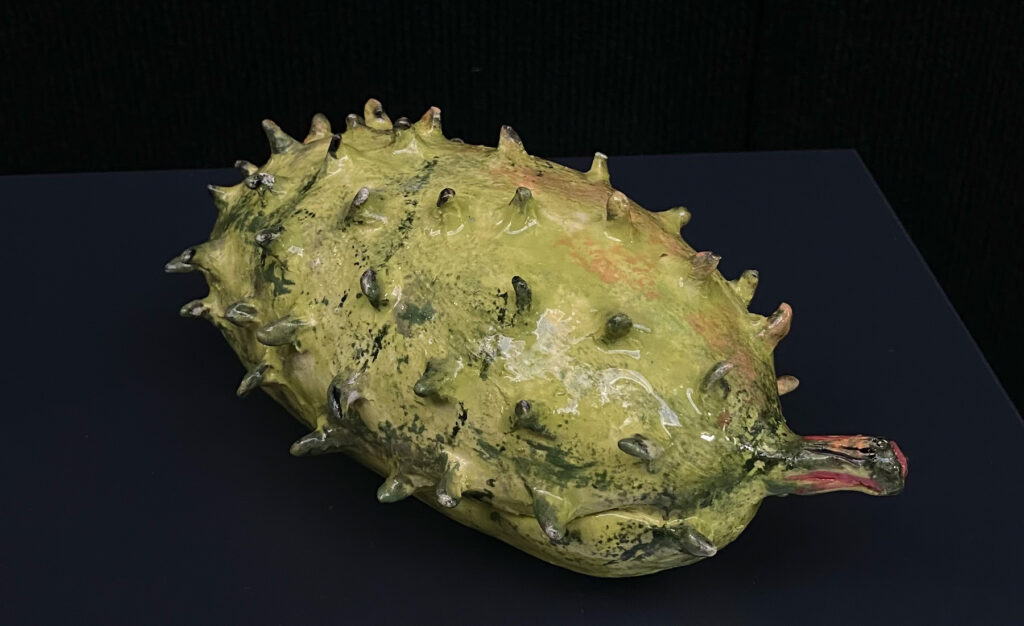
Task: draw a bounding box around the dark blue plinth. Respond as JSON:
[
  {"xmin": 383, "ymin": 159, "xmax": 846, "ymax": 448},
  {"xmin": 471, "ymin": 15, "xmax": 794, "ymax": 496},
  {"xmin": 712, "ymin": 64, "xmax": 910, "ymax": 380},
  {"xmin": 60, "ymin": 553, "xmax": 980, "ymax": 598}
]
[{"xmin": 3, "ymin": 151, "xmax": 1021, "ymax": 624}]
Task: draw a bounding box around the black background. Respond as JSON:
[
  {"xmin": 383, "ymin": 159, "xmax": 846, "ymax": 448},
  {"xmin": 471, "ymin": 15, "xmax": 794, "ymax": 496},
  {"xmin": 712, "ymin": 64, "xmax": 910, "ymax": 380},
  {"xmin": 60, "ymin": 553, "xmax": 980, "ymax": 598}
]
[{"xmin": 2, "ymin": 0, "xmax": 1021, "ymax": 411}]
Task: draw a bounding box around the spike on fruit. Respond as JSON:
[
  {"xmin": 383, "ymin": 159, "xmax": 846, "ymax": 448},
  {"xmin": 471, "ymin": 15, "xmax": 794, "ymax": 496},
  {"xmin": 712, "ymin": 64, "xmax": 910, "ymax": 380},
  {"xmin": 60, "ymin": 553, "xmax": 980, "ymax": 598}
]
[{"xmin": 168, "ymin": 100, "xmax": 908, "ymax": 578}]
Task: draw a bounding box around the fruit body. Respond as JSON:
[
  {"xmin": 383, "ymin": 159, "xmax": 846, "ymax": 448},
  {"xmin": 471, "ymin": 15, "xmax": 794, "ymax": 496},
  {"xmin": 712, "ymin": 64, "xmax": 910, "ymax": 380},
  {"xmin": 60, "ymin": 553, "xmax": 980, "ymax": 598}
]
[{"xmin": 168, "ymin": 100, "xmax": 908, "ymax": 577}]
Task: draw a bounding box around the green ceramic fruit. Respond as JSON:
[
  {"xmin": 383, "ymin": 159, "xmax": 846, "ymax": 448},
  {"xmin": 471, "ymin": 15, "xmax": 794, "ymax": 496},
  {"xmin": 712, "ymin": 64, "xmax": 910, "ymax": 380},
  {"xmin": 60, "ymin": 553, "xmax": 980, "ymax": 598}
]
[{"xmin": 168, "ymin": 99, "xmax": 908, "ymax": 577}]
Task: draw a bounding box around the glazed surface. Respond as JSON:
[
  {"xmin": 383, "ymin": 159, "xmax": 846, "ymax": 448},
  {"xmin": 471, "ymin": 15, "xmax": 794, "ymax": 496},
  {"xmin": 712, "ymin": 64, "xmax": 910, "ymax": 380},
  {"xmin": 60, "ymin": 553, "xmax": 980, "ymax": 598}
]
[{"xmin": 168, "ymin": 100, "xmax": 907, "ymax": 576}]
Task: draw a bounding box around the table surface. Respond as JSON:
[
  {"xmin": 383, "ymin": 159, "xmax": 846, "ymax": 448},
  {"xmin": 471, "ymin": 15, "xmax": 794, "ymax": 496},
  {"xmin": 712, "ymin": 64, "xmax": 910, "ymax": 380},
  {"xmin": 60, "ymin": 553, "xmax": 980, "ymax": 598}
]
[{"xmin": 3, "ymin": 151, "xmax": 1021, "ymax": 625}]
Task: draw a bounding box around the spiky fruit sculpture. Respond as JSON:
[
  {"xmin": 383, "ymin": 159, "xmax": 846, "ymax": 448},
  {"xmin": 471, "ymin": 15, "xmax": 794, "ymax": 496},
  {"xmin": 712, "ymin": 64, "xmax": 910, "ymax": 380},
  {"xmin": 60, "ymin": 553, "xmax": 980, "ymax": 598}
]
[{"xmin": 168, "ymin": 99, "xmax": 908, "ymax": 577}]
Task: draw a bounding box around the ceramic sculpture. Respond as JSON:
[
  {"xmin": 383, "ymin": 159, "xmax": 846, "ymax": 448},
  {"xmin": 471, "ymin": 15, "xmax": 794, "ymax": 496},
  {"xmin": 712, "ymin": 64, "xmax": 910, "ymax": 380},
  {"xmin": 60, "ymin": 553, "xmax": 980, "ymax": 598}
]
[{"xmin": 167, "ymin": 99, "xmax": 908, "ymax": 577}]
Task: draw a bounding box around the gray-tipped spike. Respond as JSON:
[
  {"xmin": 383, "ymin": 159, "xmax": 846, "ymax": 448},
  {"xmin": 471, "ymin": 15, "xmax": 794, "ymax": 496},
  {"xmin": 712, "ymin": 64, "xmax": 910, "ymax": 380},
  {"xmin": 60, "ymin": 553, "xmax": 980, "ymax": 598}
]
[
  {"xmin": 363, "ymin": 98, "xmax": 393, "ymax": 130},
  {"xmin": 514, "ymin": 400, "xmax": 532, "ymax": 422},
  {"xmin": 236, "ymin": 363, "xmax": 269, "ymax": 397},
  {"xmin": 499, "ymin": 187, "xmax": 540, "ymax": 233},
  {"xmin": 289, "ymin": 430, "xmax": 330, "ymax": 456},
  {"xmin": 777, "ymin": 374, "xmax": 800, "ymax": 396},
  {"xmin": 691, "ymin": 251, "xmax": 721, "ymax": 279},
  {"xmin": 360, "ymin": 269, "xmax": 383, "ymax": 309},
  {"xmin": 352, "ymin": 187, "xmax": 370, "ymax": 208},
  {"xmin": 262, "ymin": 119, "xmax": 297, "ymax": 154},
  {"xmin": 511, "ymin": 275, "xmax": 532, "ymax": 313},
  {"xmin": 254, "ymin": 225, "xmax": 284, "ymax": 247},
  {"xmin": 617, "ymin": 434, "xmax": 662, "ymax": 461},
  {"xmin": 587, "ymin": 152, "xmax": 610, "ymax": 182},
  {"xmin": 436, "ymin": 187, "xmax": 456, "ymax": 207},
  {"xmin": 234, "ymin": 160, "xmax": 258, "ymax": 176},
  {"xmin": 497, "ymin": 125, "xmax": 525, "ymax": 156},
  {"xmin": 606, "ymin": 191, "xmax": 630, "ymax": 221},
  {"xmin": 244, "ymin": 172, "xmax": 275, "ymax": 191},
  {"xmin": 435, "ymin": 460, "xmax": 464, "ymax": 508},
  {"xmin": 673, "ymin": 525, "xmax": 717, "ymax": 558},
  {"xmin": 603, "ymin": 313, "xmax": 633, "ymax": 342},
  {"xmin": 224, "ymin": 302, "xmax": 258, "ymax": 326},
  {"xmin": 511, "ymin": 400, "xmax": 552, "ymax": 437},
  {"xmin": 531, "ymin": 490, "xmax": 570, "ymax": 544},
  {"xmin": 378, "ymin": 474, "xmax": 415, "ymax": 503},
  {"xmin": 179, "ymin": 299, "xmax": 209, "ymax": 319},
  {"xmin": 207, "ymin": 184, "xmax": 230, "ymax": 212},
  {"xmin": 413, "ymin": 360, "xmax": 449, "ymax": 400},
  {"xmin": 759, "ymin": 303, "xmax": 793, "ymax": 348},
  {"xmin": 731, "ymin": 269, "xmax": 759, "ymax": 306},
  {"xmin": 339, "ymin": 187, "xmax": 371, "ymax": 227},
  {"xmin": 511, "ymin": 186, "xmax": 532, "ymax": 207},
  {"xmin": 327, "ymin": 133, "xmax": 342, "ymax": 157},
  {"xmin": 304, "ymin": 112, "xmax": 331, "ymax": 143},
  {"xmin": 701, "ymin": 361, "xmax": 734, "ymax": 392},
  {"xmin": 164, "ymin": 247, "xmax": 197, "ymax": 274},
  {"xmin": 345, "ymin": 113, "xmax": 364, "ymax": 130},
  {"xmin": 413, "ymin": 106, "xmax": 442, "ymax": 136},
  {"xmin": 326, "ymin": 371, "xmax": 366, "ymax": 425},
  {"xmin": 256, "ymin": 317, "xmax": 308, "ymax": 346}
]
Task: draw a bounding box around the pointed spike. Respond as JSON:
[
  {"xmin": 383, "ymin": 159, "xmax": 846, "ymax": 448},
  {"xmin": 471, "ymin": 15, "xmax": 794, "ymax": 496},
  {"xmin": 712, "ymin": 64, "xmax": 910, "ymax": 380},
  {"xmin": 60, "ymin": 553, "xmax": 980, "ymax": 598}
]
[
  {"xmin": 262, "ymin": 119, "xmax": 298, "ymax": 154},
  {"xmin": 179, "ymin": 299, "xmax": 210, "ymax": 319},
  {"xmin": 511, "ymin": 186, "xmax": 532, "ymax": 207},
  {"xmin": 236, "ymin": 363, "xmax": 269, "ymax": 397},
  {"xmin": 351, "ymin": 187, "xmax": 370, "ymax": 212},
  {"xmin": 777, "ymin": 374, "xmax": 800, "ymax": 396},
  {"xmin": 234, "ymin": 160, "xmax": 258, "ymax": 176},
  {"xmin": 435, "ymin": 458, "xmax": 464, "ymax": 508},
  {"xmin": 654, "ymin": 207, "xmax": 691, "ymax": 237},
  {"xmin": 413, "ymin": 106, "xmax": 442, "ymax": 136},
  {"xmin": 304, "ymin": 112, "xmax": 331, "ymax": 143},
  {"xmin": 701, "ymin": 361, "xmax": 734, "ymax": 392},
  {"xmin": 327, "ymin": 133, "xmax": 342, "ymax": 157},
  {"xmin": 730, "ymin": 269, "xmax": 759, "ymax": 306},
  {"xmin": 605, "ymin": 191, "xmax": 630, "ymax": 221},
  {"xmin": 378, "ymin": 473, "xmax": 415, "ymax": 503},
  {"xmin": 360, "ymin": 269, "xmax": 383, "ymax": 309},
  {"xmin": 164, "ymin": 247, "xmax": 197, "ymax": 274},
  {"xmin": 691, "ymin": 251, "xmax": 721, "ymax": 279},
  {"xmin": 413, "ymin": 360, "xmax": 448, "ymax": 399},
  {"xmin": 207, "ymin": 184, "xmax": 231, "ymax": 212},
  {"xmin": 531, "ymin": 490, "xmax": 571, "ymax": 544},
  {"xmin": 290, "ymin": 429, "xmax": 330, "ymax": 456},
  {"xmin": 345, "ymin": 113, "xmax": 363, "ymax": 130},
  {"xmin": 673, "ymin": 525, "xmax": 717, "ymax": 557},
  {"xmin": 224, "ymin": 301, "xmax": 259, "ymax": 326},
  {"xmin": 586, "ymin": 151, "xmax": 609, "ymax": 182},
  {"xmin": 339, "ymin": 187, "xmax": 371, "ymax": 227},
  {"xmin": 511, "ymin": 275, "xmax": 532, "ymax": 313},
  {"xmin": 436, "ymin": 187, "xmax": 456, "ymax": 207},
  {"xmin": 510, "ymin": 399, "xmax": 552, "ymax": 437},
  {"xmin": 617, "ymin": 434, "xmax": 662, "ymax": 461},
  {"xmin": 603, "ymin": 313, "xmax": 633, "ymax": 342},
  {"xmin": 255, "ymin": 225, "xmax": 284, "ymax": 247},
  {"xmin": 363, "ymin": 98, "xmax": 393, "ymax": 130},
  {"xmin": 514, "ymin": 399, "xmax": 532, "ymax": 422},
  {"xmin": 497, "ymin": 125, "xmax": 525, "ymax": 156},
  {"xmin": 327, "ymin": 371, "xmax": 365, "ymax": 424},
  {"xmin": 499, "ymin": 187, "xmax": 540, "ymax": 233},
  {"xmin": 256, "ymin": 317, "xmax": 307, "ymax": 346},
  {"xmin": 759, "ymin": 303, "xmax": 793, "ymax": 348},
  {"xmin": 244, "ymin": 172, "xmax": 275, "ymax": 191}
]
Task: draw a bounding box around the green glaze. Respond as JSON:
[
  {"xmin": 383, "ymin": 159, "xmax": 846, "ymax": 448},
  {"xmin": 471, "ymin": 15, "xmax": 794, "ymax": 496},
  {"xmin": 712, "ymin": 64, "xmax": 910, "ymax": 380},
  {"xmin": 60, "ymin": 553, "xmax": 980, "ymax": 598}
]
[{"xmin": 168, "ymin": 99, "xmax": 908, "ymax": 577}]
